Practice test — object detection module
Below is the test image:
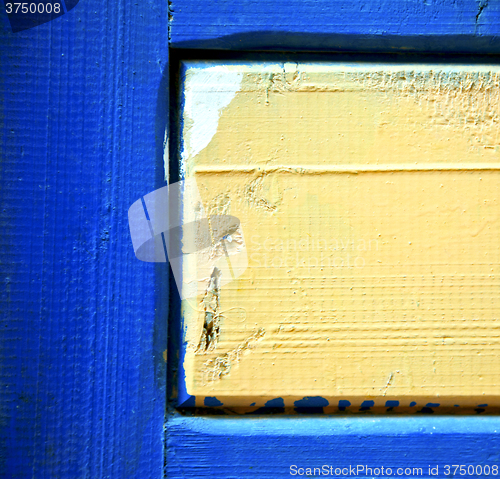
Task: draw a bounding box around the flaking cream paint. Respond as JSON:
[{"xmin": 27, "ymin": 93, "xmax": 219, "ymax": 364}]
[{"xmin": 182, "ymin": 66, "xmax": 243, "ymax": 165}]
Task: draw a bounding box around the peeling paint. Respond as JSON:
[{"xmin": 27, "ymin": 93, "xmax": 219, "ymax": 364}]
[
  {"xmin": 196, "ymin": 267, "xmax": 222, "ymax": 353},
  {"xmin": 163, "ymin": 128, "xmax": 169, "ymax": 182},
  {"xmin": 381, "ymin": 371, "xmax": 401, "ymax": 396},
  {"xmin": 476, "ymin": 0, "xmax": 489, "ymax": 27},
  {"xmin": 182, "ymin": 66, "xmax": 243, "ymax": 162},
  {"xmin": 201, "ymin": 328, "xmax": 265, "ymax": 382},
  {"xmin": 244, "ymin": 175, "xmax": 278, "ymax": 213}
]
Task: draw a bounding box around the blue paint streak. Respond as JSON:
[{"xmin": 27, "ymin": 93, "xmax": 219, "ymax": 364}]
[
  {"xmin": 294, "ymin": 397, "xmax": 329, "ymax": 408},
  {"xmin": 173, "ymin": 63, "xmax": 195, "ymax": 410},
  {"xmin": 204, "ymin": 397, "xmax": 223, "ymax": 407},
  {"xmin": 265, "ymin": 398, "xmax": 285, "ymax": 408},
  {"xmin": 338, "ymin": 400, "xmax": 351, "ymax": 411},
  {"xmin": 426, "ymin": 403, "xmax": 441, "ymax": 408},
  {"xmin": 410, "ymin": 401, "xmax": 417, "ymax": 407},
  {"xmin": 385, "ymin": 400, "xmax": 399, "ymax": 408},
  {"xmin": 175, "ymin": 295, "xmax": 194, "ymax": 407},
  {"xmin": 294, "ymin": 396, "xmax": 329, "ymax": 413}
]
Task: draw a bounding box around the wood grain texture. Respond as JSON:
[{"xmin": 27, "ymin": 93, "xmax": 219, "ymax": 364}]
[
  {"xmin": 0, "ymin": 1, "xmax": 169, "ymax": 477},
  {"xmin": 177, "ymin": 61, "xmax": 500, "ymax": 409},
  {"xmin": 167, "ymin": 414, "xmax": 500, "ymax": 478},
  {"xmin": 169, "ymin": 0, "xmax": 500, "ymax": 53},
  {"xmin": 2, "ymin": 0, "xmax": 500, "ymax": 478}
]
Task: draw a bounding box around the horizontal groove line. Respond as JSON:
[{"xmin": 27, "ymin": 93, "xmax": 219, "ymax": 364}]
[{"xmin": 194, "ymin": 163, "xmax": 500, "ymax": 174}]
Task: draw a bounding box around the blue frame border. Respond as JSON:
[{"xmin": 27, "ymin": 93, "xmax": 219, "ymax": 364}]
[
  {"xmin": 0, "ymin": 2, "xmax": 169, "ymax": 477},
  {"xmin": 2, "ymin": 0, "xmax": 500, "ymax": 477},
  {"xmin": 167, "ymin": 414, "xmax": 500, "ymax": 478},
  {"xmin": 166, "ymin": 2, "xmax": 500, "ymax": 474}
]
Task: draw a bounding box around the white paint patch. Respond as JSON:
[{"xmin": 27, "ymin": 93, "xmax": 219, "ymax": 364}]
[
  {"xmin": 182, "ymin": 66, "xmax": 243, "ymax": 162},
  {"xmin": 163, "ymin": 128, "xmax": 169, "ymax": 183}
]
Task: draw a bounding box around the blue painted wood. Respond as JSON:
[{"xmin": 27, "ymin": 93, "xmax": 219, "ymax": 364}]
[
  {"xmin": 0, "ymin": 2, "xmax": 169, "ymax": 477},
  {"xmin": 2, "ymin": 0, "xmax": 500, "ymax": 477},
  {"xmin": 166, "ymin": 3, "xmax": 500, "ymax": 478},
  {"xmin": 167, "ymin": 415, "xmax": 500, "ymax": 478},
  {"xmin": 170, "ymin": 0, "xmax": 500, "ymax": 53}
]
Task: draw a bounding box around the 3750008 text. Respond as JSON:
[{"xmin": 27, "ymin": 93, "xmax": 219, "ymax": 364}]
[
  {"xmin": 444, "ymin": 465, "xmax": 499, "ymax": 476},
  {"xmin": 5, "ymin": 3, "xmax": 61, "ymax": 14}
]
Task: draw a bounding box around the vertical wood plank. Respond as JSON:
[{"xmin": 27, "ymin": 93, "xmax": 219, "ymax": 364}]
[{"xmin": 0, "ymin": 2, "xmax": 169, "ymax": 477}]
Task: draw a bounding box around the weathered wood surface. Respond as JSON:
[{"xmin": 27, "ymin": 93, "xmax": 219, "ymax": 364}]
[
  {"xmin": 2, "ymin": 0, "xmax": 500, "ymax": 478},
  {"xmin": 177, "ymin": 60, "xmax": 500, "ymax": 409},
  {"xmin": 0, "ymin": 2, "xmax": 169, "ymax": 477},
  {"xmin": 170, "ymin": 0, "xmax": 500, "ymax": 53},
  {"xmin": 167, "ymin": 415, "xmax": 500, "ymax": 478}
]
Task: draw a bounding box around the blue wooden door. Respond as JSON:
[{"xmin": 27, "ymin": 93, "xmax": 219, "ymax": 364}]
[
  {"xmin": 165, "ymin": 2, "xmax": 500, "ymax": 476},
  {"xmin": 0, "ymin": 1, "xmax": 169, "ymax": 477},
  {"xmin": 2, "ymin": 1, "xmax": 500, "ymax": 478}
]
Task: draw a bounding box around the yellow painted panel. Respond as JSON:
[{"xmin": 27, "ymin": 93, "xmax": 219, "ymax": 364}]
[{"xmin": 179, "ymin": 62, "xmax": 500, "ymax": 408}]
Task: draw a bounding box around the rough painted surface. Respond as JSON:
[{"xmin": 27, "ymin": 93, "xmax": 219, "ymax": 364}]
[
  {"xmin": 0, "ymin": 2, "xmax": 169, "ymax": 477},
  {"xmin": 170, "ymin": 0, "xmax": 500, "ymax": 52},
  {"xmin": 3, "ymin": 0, "xmax": 500, "ymax": 477},
  {"xmin": 179, "ymin": 61, "xmax": 500, "ymax": 408},
  {"xmin": 182, "ymin": 66, "xmax": 243, "ymax": 161},
  {"xmin": 167, "ymin": 415, "xmax": 500, "ymax": 478}
]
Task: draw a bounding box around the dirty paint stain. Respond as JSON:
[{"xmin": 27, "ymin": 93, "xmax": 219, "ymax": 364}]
[
  {"xmin": 204, "ymin": 396, "xmax": 224, "ymax": 407},
  {"xmin": 201, "ymin": 328, "xmax": 265, "ymax": 382},
  {"xmin": 196, "ymin": 267, "xmax": 222, "ymax": 353},
  {"xmin": 265, "ymin": 397, "xmax": 285, "ymax": 408}
]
